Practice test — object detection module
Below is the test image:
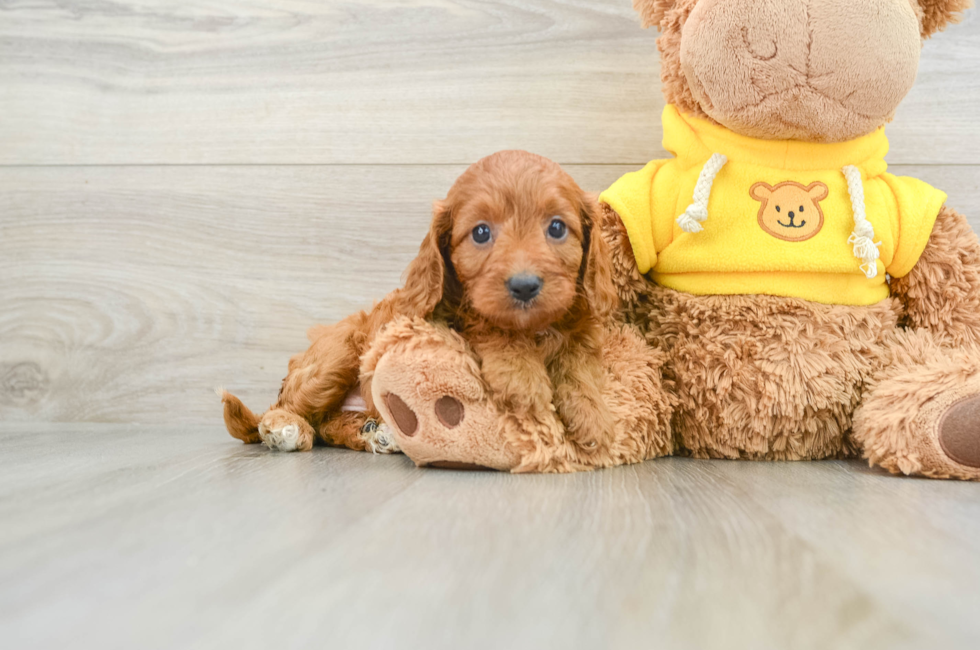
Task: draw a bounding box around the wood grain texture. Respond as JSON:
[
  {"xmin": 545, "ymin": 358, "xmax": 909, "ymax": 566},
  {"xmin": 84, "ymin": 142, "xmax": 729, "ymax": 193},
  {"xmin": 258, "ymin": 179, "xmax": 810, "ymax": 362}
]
[
  {"xmin": 2, "ymin": 4, "xmax": 980, "ymax": 649},
  {"xmin": 0, "ymin": 0, "xmax": 977, "ymax": 165},
  {"xmin": 2, "ymin": 164, "xmax": 977, "ymax": 424},
  {"xmin": 1, "ymin": 423, "xmax": 979, "ymax": 650}
]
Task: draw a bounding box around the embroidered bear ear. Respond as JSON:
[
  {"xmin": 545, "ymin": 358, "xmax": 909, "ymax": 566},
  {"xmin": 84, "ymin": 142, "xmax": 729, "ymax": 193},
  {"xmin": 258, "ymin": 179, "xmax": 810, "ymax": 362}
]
[
  {"xmin": 633, "ymin": 0, "xmax": 676, "ymax": 29},
  {"xmin": 915, "ymin": 0, "xmax": 973, "ymax": 39},
  {"xmin": 806, "ymin": 182, "xmax": 830, "ymax": 202},
  {"xmin": 749, "ymin": 182, "xmax": 774, "ymax": 202}
]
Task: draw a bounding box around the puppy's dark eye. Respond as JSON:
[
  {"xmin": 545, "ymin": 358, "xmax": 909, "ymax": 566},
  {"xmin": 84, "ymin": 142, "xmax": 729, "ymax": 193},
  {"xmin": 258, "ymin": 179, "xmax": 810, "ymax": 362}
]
[
  {"xmin": 799, "ymin": 205, "xmax": 805, "ymax": 212},
  {"xmin": 776, "ymin": 205, "xmax": 781, "ymax": 213},
  {"xmin": 547, "ymin": 218, "xmax": 567, "ymax": 240},
  {"xmin": 471, "ymin": 223, "xmax": 492, "ymax": 245}
]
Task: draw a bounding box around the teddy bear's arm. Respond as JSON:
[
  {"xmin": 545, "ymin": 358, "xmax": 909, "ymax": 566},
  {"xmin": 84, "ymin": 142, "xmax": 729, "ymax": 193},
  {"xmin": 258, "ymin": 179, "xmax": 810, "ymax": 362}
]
[
  {"xmin": 891, "ymin": 206, "xmax": 980, "ymax": 347},
  {"xmin": 597, "ymin": 203, "xmax": 650, "ymax": 321}
]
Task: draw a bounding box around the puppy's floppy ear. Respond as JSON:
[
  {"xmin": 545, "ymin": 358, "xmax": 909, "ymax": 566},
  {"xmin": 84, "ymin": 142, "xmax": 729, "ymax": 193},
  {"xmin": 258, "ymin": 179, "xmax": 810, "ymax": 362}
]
[
  {"xmin": 578, "ymin": 193, "xmax": 618, "ymax": 321},
  {"xmin": 916, "ymin": 0, "xmax": 973, "ymax": 38},
  {"xmin": 633, "ymin": 0, "xmax": 675, "ymax": 29},
  {"xmin": 397, "ymin": 200, "xmax": 461, "ymax": 317}
]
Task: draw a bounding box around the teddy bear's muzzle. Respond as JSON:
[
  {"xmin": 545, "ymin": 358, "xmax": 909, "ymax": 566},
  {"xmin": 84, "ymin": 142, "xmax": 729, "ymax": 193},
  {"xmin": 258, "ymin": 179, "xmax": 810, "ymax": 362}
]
[{"xmin": 679, "ymin": 0, "xmax": 922, "ymax": 143}]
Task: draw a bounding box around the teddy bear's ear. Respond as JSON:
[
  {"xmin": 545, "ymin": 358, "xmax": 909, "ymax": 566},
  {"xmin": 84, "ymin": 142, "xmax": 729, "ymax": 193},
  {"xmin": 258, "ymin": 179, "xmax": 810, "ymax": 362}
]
[
  {"xmin": 916, "ymin": 0, "xmax": 973, "ymax": 38},
  {"xmin": 633, "ymin": 0, "xmax": 675, "ymax": 29}
]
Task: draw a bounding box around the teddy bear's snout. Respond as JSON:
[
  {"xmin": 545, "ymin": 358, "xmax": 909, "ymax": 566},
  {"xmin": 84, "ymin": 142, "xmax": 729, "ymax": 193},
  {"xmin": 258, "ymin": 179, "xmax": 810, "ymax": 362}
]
[{"xmin": 680, "ymin": 0, "xmax": 922, "ymax": 142}]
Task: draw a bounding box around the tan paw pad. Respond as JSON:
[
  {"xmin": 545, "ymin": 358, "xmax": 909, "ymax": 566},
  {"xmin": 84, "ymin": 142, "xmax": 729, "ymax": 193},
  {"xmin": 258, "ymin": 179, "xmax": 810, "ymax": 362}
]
[
  {"xmin": 384, "ymin": 393, "xmax": 418, "ymax": 437},
  {"xmin": 434, "ymin": 396, "xmax": 464, "ymax": 428},
  {"xmin": 939, "ymin": 394, "xmax": 980, "ymax": 468}
]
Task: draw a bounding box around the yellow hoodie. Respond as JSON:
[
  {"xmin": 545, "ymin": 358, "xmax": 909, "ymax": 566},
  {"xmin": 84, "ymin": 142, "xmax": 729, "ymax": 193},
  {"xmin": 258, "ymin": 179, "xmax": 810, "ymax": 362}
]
[{"xmin": 599, "ymin": 105, "xmax": 947, "ymax": 306}]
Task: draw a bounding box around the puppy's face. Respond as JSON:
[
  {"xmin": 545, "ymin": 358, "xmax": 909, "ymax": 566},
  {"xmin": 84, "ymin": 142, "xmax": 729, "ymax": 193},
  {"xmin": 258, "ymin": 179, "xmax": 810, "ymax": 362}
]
[{"xmin": 445, "ymin": 154, "xmax": 589, "ymax": 332}]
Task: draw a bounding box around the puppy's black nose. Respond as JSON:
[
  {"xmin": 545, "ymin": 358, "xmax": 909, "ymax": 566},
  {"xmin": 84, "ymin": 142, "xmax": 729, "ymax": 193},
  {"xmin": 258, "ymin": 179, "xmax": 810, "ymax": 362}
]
[{"xmin": 507, "ymin": 274, "xmax": 543, "ymax": 303}]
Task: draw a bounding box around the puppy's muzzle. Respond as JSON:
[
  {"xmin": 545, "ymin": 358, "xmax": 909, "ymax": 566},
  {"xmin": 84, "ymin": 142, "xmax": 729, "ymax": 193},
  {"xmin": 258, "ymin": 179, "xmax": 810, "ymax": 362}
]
[{"xmin": 506, "ymin": 273, "xmax": 543, "ymax": 303}]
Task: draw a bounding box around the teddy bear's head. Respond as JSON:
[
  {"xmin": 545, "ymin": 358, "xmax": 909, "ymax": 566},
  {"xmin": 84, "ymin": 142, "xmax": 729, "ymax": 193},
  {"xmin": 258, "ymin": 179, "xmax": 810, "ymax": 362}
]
[{"xmin": 633, "ymin": 0, "xmax": 972, "ymax": 142}]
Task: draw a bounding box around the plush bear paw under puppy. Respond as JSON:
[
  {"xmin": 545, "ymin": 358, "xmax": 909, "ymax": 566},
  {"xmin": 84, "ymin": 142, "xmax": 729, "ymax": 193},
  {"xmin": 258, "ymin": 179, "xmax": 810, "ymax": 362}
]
[
  {"xmin": 363, "ymin": 317, "xmax": 674, "ymax": 473},
  {"xmin": 365, "ymin": 0, "xmax": 980, "ymax": 478}
]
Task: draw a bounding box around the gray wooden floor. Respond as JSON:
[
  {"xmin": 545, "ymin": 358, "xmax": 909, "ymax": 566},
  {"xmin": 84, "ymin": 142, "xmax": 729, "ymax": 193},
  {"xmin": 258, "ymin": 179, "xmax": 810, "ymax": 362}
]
[
  {"xmin": 2, "ymin": 1, "xmax": 980, "ymax": 648},
  {"xmin": 2, "ymin": 424, "xmax": 980, "ymax": 649}
]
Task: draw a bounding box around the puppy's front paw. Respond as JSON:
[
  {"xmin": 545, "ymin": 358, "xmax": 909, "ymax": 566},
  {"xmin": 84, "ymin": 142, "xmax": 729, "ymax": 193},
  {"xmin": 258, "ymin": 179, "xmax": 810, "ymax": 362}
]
[
  {"xmin": 359, "ymin": 419, "xmax": 401, "ymax": 454},
  {"xmin": 258, "ymin": 410, "xmax": 315, "ymax": 452}
]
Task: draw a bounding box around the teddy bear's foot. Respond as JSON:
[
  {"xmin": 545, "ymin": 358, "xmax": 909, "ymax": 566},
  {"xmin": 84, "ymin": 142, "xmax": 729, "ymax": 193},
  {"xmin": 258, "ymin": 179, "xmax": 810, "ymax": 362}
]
[
  {"xmin": 854, "ymin": 343, "xmax": 980, "ymax": 481},
  {"xmin": 901, "ymin": 382, "xmax": 980, "ymax": 480},
  {"xmin": 258, "ymin": 409, "xmax": 315, "ymax": 452},
  {"xmin": 362, "ymin": 319, "xmax": 520, "ymax": 471},
  {"xmin": 935, "ymin": 391, "xmax": 980, "ymax": 471}
]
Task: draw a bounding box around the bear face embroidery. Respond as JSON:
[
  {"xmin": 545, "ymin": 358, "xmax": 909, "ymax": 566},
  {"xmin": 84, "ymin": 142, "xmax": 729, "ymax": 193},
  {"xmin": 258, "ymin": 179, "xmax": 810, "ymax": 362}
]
[{"xmin": 750, "ymin": 181, "xmax": 829, "ymax": 242}]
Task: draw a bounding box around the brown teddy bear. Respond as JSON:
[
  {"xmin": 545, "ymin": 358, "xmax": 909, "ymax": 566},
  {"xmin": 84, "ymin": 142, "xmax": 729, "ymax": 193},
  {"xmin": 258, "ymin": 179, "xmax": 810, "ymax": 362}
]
[{"xmin": 365, "ymin": 0, "xmax": 980, "ymax": 478}]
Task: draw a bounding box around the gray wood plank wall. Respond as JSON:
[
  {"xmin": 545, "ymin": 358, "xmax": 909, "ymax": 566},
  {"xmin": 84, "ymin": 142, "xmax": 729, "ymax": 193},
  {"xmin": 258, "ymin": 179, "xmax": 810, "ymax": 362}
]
[{"xmin": 2, "ymin": 1, "xmax": 979, "ymax": 424}]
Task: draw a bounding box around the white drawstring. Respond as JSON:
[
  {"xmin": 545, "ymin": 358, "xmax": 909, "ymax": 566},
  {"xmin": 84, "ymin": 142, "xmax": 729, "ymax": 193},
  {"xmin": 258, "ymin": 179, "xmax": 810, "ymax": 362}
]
[
  {"xmin": 843, "ymin": 165, "xmax": 881, "ymax": 279},
  {"xmin": 677, "ymin": 153, "xmax": 727, "ymax": 233},
  {"xmin": 677, "ymin": 157, "xmax": 881, "ymax": 281}
]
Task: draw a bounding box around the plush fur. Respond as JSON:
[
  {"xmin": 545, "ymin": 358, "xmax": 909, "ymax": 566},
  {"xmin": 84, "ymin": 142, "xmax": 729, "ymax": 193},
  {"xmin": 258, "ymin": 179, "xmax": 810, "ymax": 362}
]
[
  {"xmin": 364, "ymin": 317, "xmax": 675, "ymax": 472},
  {"xmin": 638, "ymin": 0, "xmax": 971, "ymax": 142},
  {"xmin": 361, "ymin": 0, "xmax": 980, "ymax": 479}
]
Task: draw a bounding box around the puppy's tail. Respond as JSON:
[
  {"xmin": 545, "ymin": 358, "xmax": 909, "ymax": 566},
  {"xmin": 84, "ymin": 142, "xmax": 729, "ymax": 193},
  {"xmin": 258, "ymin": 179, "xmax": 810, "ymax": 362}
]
[{"xmin": 216, "ymin": 388, "xmax": 262, "ymax": 444}]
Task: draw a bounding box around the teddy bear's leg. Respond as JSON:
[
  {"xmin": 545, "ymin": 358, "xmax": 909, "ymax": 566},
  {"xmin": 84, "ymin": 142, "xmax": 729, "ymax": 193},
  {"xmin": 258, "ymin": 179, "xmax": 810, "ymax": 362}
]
[
  {"xmin": 891, "ymin": 206, "xmax": 980, "ymax": 349},
  {"xmin": 361, "ymin": 318, "xmax": 675, "ymax": 472},
  {"xmin": 586, "ymin": 325, "xmax": 676, "ymax": 467},
  {"xmin": 360, "ymin": 317, "xmax": 522, "ymax": 471},
  {"xmin": 364, "ymin": 316, "xmax": 578, "ymax": 472},
  {"xmin": 854, "ymin": 206, "xmax": 980, "ymax": 480},
  {"xmin": 853, "ymin": 330, "xmax": 980, "ymax": 480}
]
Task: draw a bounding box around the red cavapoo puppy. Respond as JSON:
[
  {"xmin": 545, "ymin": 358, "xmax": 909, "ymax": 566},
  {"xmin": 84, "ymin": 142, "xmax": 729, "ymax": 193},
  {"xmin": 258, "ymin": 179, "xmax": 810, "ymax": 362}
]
[{"xmin": 221, "ymin": 150, "xmax": 617, "ymax": 458}]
